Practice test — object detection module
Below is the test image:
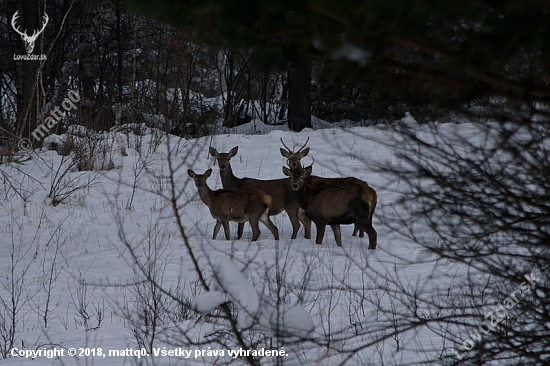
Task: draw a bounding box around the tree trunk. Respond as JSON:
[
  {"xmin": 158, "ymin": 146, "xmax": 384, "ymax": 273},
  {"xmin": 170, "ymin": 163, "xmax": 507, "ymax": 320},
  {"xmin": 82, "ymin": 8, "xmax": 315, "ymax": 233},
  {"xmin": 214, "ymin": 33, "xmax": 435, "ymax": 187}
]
[
  {"xmin": 116, "ymin": 1, "xmax": 124, "ymax": 104},
  {"xmin": 287, "ymin": 62, "xmax": 311, "ymax": 132},
  {"xmin": 79, "ymin": 1, "xmax": 94, "ymax": 129},
  {"xmin": 221, "ymin": 50, "xmax": 235, "ymax": 127}
]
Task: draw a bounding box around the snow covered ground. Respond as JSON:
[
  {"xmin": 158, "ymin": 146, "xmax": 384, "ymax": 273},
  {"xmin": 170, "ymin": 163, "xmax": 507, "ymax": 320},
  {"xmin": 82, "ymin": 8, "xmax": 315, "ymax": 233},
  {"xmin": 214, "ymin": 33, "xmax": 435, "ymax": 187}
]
[{"xmin": 0, "ymin": 116, "xmax": 493, "ymax": 365}]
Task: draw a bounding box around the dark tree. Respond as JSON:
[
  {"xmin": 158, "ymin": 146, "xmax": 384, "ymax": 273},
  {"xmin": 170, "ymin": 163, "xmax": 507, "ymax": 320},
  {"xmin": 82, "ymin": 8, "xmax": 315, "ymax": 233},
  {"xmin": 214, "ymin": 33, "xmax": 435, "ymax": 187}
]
[
  {"xmin": 122, "ymin": 0, "xmax": 550, "ymax": 123},
  {"xmin": 287, "ymin": 62, "xmax": 312, "ymax": 131}
]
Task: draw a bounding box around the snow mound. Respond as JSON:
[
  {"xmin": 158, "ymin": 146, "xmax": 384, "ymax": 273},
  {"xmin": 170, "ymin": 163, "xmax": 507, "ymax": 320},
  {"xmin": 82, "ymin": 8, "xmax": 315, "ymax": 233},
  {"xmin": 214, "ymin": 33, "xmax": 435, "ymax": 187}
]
[
  {"xmin": 214, "ymin": 258, "xmax": 259, "ymax": 317},
  {"xmin": 400, "ymin": 112, "xmax": 418, "ymax": 126},
  {"xmin": 191, "ymin": 291, "xmax": 226, "ymax": 314},
  {"xmin": 253, "ymin": 306, "xmax": 315, "ymax": 339}
]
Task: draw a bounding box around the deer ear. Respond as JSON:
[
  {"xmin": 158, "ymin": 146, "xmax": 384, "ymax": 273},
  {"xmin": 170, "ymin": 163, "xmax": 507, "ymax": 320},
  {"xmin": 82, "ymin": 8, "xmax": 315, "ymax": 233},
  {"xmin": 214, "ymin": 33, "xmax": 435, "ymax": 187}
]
[
  {"xmin": 280, "ymin": 148, "xmax": 291, "ymax": 158},
  {"xmin": 188, "ymin": 169, "xmax": 196, "ymax": 178},
  {"xmin": 298, "ymin": 147, "xmax": 310, "ymax": 158},
  {"xmin": 304, "ymin": 166, "xmax": 313, "ymax": 176},
  {"xmin": 229, "ymin": 146, "xmax": 238, "ymax": 157},
  {"xmin": 282, "ymin": 166, "xmax": 291, "ymax": 176},
  {"xmin": 204, "ymin": 169, "xmax": 212, "ymax": 178},
  {"xmin": 208, "ymin": 147, "xmax": 218, "ymax": 157}
]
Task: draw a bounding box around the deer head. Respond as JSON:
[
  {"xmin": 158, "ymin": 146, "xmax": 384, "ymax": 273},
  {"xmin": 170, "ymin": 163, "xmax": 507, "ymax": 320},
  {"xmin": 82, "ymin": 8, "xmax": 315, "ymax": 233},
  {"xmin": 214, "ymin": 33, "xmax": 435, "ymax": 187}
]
[
  {"xmin": 209, "ymin": 146, "xmax": 238, "ymax": 172},
  {"xmin": 280, "ymin": 137, "xmax": 310, "ymax": 170},
  {"xmin": 283, "ymin": 158, "xmax": 314, "ymax": 191},
  {"xmin": 11, "ymin": 11, "xmax": 49, "ymax": 54},
  {"xmin": 188, "ymin": 168, "xmax": 212, "ymax": 188}
]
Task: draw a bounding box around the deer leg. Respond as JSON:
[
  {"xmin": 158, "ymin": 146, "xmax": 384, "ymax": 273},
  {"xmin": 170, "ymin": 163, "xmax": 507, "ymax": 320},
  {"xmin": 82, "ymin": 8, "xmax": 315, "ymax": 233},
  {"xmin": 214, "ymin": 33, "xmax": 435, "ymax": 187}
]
[
  {"xmin": 315, "ymin": 222, "xmax": 326, "ymax": 245},
  {"xmin": 249, "ymin": 219, "xmax": 261, "ymax": 241},
  {"xmin": 259, "ymin": 213, "xmax": 279, "ymax": 240},
  {"xmin": 222, "ymin": 221, "xmax": 232, "ymax": 240},
  {"xmin": 286, "ymin": 206, "xmax": 302, "ymax": 239},
  {"xmin": 351, "ymin": 201, "xmax": 375, "ymax": 247},
  {"xmin": 366, "ymin": 204, "xmax": 377, "ymax": 248},
  {"xmin": 352, "ymin": 224, "xmax": 365, "ymax": 238},
  {"xmin": 356, "ymin": 221, "xmax": 377, "ymax": 249},
  {"xmin": 331, "ymin": 224, "xmax": 343, "ymax": 247},
  {"xmin": 237, "ymin": 222, "xmax": 245, "ymax": 239},
  {"xmin": 365, "ymin": 225, "xmax": 377, "ymax": 249},
  {"xmin": 213, "ymin": 220, "xmax": 222, "ymax": 239},
  {"xmin": 297, "ymin": 208, "xmax": 312, "ymax": 239}
]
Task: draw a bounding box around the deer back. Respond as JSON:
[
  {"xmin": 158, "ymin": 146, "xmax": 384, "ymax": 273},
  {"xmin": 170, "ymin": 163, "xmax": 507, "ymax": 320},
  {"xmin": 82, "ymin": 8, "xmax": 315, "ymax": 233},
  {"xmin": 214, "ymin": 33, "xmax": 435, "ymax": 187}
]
[
  {"xmin": 283, "ymin": 165, "xmax": 375, "ymax": 221},
  {"xmin": 208, "ymin": 189, "xmax": 271, "ymax": 221},
  {"xmin": 189, "ymin": 169, "xmax": 272, "ymax": 221},
  {"xmin": 238, "ymin": 177, "xmax": 290, "ymax": 211},
  {"xmin": 305, "ymin": 176, "xmax": 366, "ymax": 190}
]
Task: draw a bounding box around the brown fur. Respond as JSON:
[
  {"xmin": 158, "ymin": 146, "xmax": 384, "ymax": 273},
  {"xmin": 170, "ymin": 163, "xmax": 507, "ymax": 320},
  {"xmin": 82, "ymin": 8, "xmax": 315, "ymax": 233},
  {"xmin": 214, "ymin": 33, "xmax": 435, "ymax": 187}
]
[
  {"xmin": 283, "ymin": 165, "xmax": 377, "ymax": 249},
  {"xmin": 281, "ymin": 142, "xmax": 373, "ymax": 237},
  {"xmin": 209, "ymin": 146, "xmax": 311, "ymax": 239},
  {"xmin": 188, "ymin": 169, "xmax": 279, "ymax": 241}
]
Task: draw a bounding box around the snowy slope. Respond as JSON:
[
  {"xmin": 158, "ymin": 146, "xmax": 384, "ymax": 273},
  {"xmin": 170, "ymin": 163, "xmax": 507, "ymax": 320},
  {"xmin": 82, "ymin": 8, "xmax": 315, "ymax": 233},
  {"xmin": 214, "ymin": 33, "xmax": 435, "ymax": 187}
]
[{"xmin": 0, "ymin": 117, "xmax": 477, "ymax": 365}]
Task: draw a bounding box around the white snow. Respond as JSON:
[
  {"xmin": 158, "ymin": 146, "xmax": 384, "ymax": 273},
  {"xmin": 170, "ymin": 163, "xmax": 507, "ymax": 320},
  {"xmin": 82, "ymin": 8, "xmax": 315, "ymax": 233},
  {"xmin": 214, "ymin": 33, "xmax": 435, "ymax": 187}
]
[
  {"xmin": 267, "ymin": 306, "xmax": 314, "ymax": 339},
  {"xmin": 0, "ymin": 115, "xmax": 528, "ymax": 365},
  {"xmin": 214, "ymin": 257, "xmax": 259, "ymax": 325},
  {"xmin": 192, "ymin": 291, "xmax": 226, "ymax": 313}
]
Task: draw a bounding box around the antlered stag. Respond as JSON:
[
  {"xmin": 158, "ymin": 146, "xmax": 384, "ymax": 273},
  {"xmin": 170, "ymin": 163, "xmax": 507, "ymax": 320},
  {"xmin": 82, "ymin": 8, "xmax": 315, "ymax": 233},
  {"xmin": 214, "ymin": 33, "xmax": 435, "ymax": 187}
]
[
  {"xmin": 209, "ymin": 147, "xmax": 311, "ymax": 239},
  {"xmin": 280, "ymin": 138, "xmax": 369, "ymax": 237},
  {"xmin": 283, "ymin": 163, "xmax": 377, "ymax": 249},
  {"xmin": 188, "ymin": 169, "xmax": 279, "ymax": 241}
]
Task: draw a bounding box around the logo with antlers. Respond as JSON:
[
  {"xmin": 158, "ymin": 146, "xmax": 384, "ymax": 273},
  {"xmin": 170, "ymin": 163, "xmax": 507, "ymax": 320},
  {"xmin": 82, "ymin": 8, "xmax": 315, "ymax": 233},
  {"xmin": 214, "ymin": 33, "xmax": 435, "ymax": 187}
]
[{"xmin": 11, "ymin": 11, "xmax": 49, "ymax": 54}]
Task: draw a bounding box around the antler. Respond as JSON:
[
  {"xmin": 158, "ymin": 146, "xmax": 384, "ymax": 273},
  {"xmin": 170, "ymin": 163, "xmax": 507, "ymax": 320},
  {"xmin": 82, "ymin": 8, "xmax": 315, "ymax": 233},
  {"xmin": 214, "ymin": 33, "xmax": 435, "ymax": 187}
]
[
  {"xmin": 303, "ymin": 156, "xmax": 314, "ymax": 171},
  {"xmin": 11, "ymin": 11, "xmax": 27, "ymax": 38},
  {"xmin": 280, "ymin": 137, "xmax": 292, "ymax": 153},
  {"xmin": 280, "ymin": 137, "xmax": 310, "ymax": 154},
  {"xmin": 297, "ymin": 137, "xmax": 310, "ymax": 153},
  {"xmin": 286, "ymin": 155, "xmax": 314, "ymax": 170}
]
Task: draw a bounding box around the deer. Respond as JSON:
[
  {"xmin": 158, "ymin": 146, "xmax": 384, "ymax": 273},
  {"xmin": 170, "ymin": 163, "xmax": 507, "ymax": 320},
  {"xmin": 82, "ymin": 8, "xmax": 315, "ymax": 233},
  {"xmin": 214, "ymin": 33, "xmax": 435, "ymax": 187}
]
[
  {"xmin": 283, "ymin": 161, "xmax": 377, "ymax": 249},
  {"xmin": 280, "ymin": 138, "xmax": 369, "ymax": 237},
  {"xmin": 188, "ymin": 169, "xmax": 279, "ymax": 241},
  {"xmin": 209, "ymin": 146, "xmax": 311, "ymax": 240},
  {"xmin": 11, "ymin": 11, "xmax": 49, "ymax": 54}
]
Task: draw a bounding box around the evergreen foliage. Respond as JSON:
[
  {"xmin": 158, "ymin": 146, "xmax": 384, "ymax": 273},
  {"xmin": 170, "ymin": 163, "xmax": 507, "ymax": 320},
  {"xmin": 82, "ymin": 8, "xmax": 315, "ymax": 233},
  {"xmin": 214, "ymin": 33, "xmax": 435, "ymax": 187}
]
[{"xmin": 125, "ymin": 0, "xmax": 550, "ymax": 117}]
